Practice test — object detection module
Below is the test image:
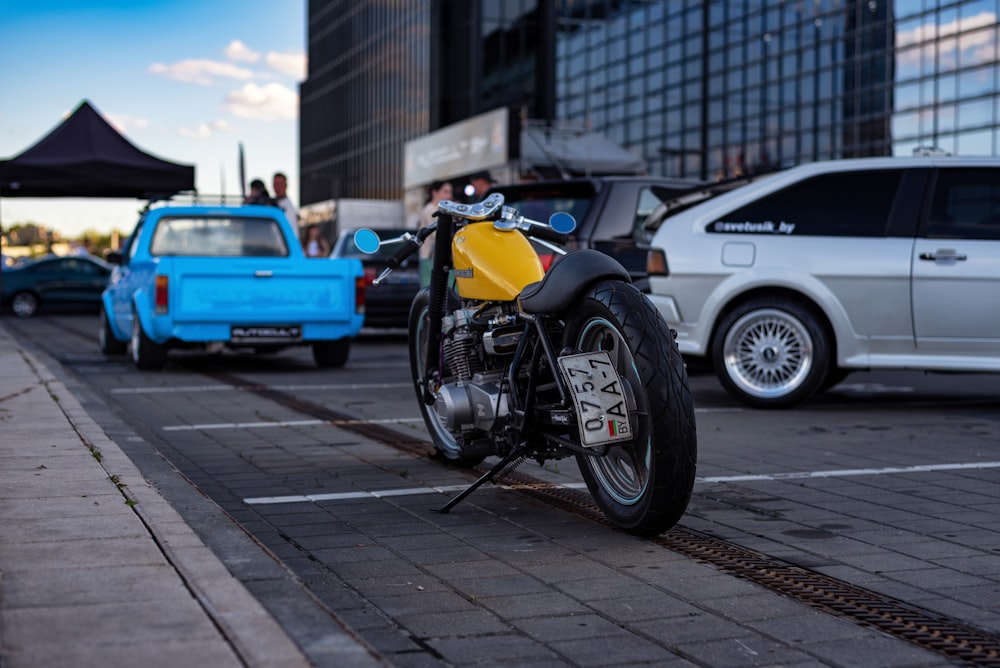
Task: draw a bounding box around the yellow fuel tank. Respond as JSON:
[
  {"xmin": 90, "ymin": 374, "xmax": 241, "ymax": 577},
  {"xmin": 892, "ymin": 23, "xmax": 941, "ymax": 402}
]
[{"xmin": 452, "ymin": 222, "xmax": 544, "ymax": 301}]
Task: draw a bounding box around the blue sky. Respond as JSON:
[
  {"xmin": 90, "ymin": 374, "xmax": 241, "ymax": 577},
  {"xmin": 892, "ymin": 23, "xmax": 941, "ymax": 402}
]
[{"xmin": 0, "ymin": 0, "xmax": 305, "ymax": 238}]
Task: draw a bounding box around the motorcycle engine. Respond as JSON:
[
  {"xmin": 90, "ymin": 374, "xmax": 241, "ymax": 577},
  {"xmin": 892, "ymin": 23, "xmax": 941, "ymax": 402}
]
[{"xmin": 433, "ymin": 305, "xmax": 521, "ymax": 435}]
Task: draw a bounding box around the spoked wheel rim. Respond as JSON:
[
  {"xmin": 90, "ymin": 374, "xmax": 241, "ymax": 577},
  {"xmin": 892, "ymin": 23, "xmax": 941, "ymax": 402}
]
[
  {"xmin": 575, "ymin": 317, "xmax": 650, "ymax": 506},
  {"xmin": 99, "ymin": 309, "xmax": 110, "ymax": 349},
  {"xmin": 130, "ymin": 315, "xmax": 141, "ymax": 365},
  {"xmin": 722, "ymin": 308, "xmax": 813, "ymax": 399},
  {"xmin": 11, "ymin": 293, "xmax": 38, "ymax": 317}
]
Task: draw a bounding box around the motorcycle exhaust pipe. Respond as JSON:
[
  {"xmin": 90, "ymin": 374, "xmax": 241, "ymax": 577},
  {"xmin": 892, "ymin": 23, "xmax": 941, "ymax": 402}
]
[{"xmin": 483, "ymin": 324, "xmax": 523, "ymax": 355}]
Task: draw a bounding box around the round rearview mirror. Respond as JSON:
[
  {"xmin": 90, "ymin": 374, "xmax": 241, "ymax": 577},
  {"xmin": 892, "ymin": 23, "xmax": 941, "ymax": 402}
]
[
  {"xmin": 353, "ymin": 228, "xmax": 381, "ymax": 254},
  {"xmin": 549, "ymin": 211, "xmax": 577, "ymax": 235}
]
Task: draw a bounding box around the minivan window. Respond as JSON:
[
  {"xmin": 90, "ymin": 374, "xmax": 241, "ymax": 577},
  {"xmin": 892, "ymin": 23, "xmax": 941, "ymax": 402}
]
[
  {"xmin": 926, "ymin": 168, "xmax": 1000, "ymax": 240},
  {"xmin": 709, "ymin": 170, "xmax": 904, "ymax": 237}
]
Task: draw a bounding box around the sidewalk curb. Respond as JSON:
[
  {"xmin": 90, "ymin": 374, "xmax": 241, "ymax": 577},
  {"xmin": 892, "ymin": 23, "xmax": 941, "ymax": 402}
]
[
  {"xmin": 1, "ymin": 319, "xmax": 386, "ymax": 668},
  {"xmin": 17, "ymin": 344, "xmax": 315, "ymax": 667}
]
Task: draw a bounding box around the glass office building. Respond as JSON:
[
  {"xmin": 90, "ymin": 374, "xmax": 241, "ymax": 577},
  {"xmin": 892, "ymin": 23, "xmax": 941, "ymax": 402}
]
[
  {"xmin": 301, "ymin": 0, "xmax": 1000, "ymax": 206},
  {"xmin": 300, "ymin": 0, "xmax": 431, "ymax": 206}
]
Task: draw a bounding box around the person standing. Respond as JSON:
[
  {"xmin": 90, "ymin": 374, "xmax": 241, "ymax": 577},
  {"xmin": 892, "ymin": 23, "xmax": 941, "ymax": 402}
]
[
  {"xmin": 418, "ymin": 180, "xmax": 453, "ymax": 286},
  {"xmin": 302, "ymin": 224, "xmax": 330, "ymax": 258},
  {"xmin": 244, "ymin": 179, "xmax": 275, "ymax": 205},
  {"xmin": 272, "ymin": 172, "xmax": 298, "ymax": 227},
  {"xmin": 467, "ymin": 170, "xmax": 496, "ymax": 202}
]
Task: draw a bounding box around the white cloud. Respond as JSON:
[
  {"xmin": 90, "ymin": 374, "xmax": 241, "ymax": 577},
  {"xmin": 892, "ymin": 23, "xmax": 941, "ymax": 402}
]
[
  {"xmin": 225, "ymin": 83, "xmax": 299, "ymax": 121},
  {"xmin": 896, "ymin": 12, "xmax": 998, "ymax": 69},
  {"xmin": 897, "ymin": 11, "xmax": 997, "ymax": 46},
  {"xmin": 225, "ymin": 39, "xmax": 260, "ymax": 63},
  {"xmin": 178, "ymin": 119, "xmax": 233, "ymax": 139},
  {"xmin": 149, "ymin": 59, "xmax": 255, "ymax": 86},
  {"xmin": 266, "ymin": 51, "xmax": 307, "ymax": 80}
]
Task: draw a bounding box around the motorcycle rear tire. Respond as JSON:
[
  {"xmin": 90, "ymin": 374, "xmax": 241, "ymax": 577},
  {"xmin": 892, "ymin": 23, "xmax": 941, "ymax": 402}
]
[
  {"xmin": 407, "ymin": 288, "xmax": 486, "ymax": 467},
  {"xmin": 564, "ymin": 280, "xmax": 697, "ymax": 536}
]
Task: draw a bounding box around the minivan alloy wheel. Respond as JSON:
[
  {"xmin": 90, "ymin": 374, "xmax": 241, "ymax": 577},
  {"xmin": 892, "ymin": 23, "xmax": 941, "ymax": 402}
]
[{"xmin": 712, "ymin": 298, "xmax": 829, "ymax": 408}]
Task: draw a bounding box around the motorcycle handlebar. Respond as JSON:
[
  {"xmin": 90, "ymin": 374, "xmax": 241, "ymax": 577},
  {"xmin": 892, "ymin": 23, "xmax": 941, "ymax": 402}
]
[
  {"xmin": 373, "ymin": 200, "xmax": 572, "ymax": 277},
  {"xmin": 503, "ymin": 208, "xmax": 574, "ymax": 246},
  {"xmin": 522, "ymin": 223, "xmax": 569, "ymax": 244},
  {"xmin": 386, "ymin": 237, "xmax": 421, "ymax": 269}
]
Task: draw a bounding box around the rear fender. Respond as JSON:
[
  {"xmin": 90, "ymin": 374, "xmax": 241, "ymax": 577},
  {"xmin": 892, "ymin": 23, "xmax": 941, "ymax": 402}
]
[
  {"xmin": 101, "ymin": 292, "xmax": 129, "ymax": 342},
  {"xmin": 131, "ymin": 291, "xmax": 167, "ymax": 344},
  {"xmin": 518, "ymin": 249, "xmax": 630, "ymax": 315}
]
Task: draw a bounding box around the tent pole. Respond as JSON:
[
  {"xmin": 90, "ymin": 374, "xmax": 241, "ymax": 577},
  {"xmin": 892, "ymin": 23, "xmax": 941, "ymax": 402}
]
[{"xmin": 0, "ymin": 187, "xmax": 5, "ymax": 311}]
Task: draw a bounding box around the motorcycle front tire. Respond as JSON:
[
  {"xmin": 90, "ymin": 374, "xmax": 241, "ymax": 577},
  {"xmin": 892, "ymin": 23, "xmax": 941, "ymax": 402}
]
[
  {"xmin": 564, "ymin": 280, "xmax": 697, "ymax": 536},
  {"xmin": 407, "ymin": 288, "xmax": 486, "ymax": 468}
]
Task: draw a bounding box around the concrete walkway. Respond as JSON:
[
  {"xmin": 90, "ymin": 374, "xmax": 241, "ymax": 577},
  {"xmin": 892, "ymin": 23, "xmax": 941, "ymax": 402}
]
[{"xmin": 0, "ymin": 322, "xmax": 382, "ymax": 667}]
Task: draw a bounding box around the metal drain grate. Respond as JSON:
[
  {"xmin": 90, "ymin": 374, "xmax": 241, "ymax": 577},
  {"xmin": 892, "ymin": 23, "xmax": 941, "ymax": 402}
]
[{"xmin": 501, "ymin": 474, "xmax": 1000, "ymax": 668}]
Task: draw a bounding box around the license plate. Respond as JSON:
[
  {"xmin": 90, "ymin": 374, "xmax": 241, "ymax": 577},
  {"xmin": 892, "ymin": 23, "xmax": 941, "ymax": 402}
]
[
  {"xmin": 557, "ymin": 351, "xmax": 632, "ymax": 448},
  {"xmin": 230, "ymin": 325, "xmax": 302, "ymax": 343}
]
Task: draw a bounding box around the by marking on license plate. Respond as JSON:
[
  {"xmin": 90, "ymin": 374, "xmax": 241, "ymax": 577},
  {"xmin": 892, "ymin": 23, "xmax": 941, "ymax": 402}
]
[
  {"xmin": 231, "ymin": 325, "xmax": 302, "ymax": 342},
  {"xmin": 557, "ymin": 351, "xmax": 631, "ymax": 447}
]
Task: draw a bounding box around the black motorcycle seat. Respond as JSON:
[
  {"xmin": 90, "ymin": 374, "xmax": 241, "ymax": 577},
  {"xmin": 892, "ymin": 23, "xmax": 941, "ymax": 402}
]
[{"xmin": 518, "ymin": 249, "xmax": 631, "ymax": 314}]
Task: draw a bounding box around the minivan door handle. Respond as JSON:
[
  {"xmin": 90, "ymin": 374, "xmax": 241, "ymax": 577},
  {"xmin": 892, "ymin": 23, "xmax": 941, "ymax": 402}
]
[{"xmin": 919, "ymin": 250, "xmax": 967, "ymax": 262}]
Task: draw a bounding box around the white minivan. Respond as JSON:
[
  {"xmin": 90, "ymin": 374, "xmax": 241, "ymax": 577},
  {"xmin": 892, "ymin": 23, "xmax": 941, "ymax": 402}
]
[{"xmin": 646, "ymin": 157, "xmax": 1000, "ymax": 408}]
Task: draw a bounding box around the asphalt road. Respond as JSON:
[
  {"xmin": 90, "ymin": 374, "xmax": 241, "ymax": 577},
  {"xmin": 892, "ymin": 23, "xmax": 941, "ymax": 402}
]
[{"xmin": 8, "ymin": 313, "xmax": 1000, "ymax": 668}]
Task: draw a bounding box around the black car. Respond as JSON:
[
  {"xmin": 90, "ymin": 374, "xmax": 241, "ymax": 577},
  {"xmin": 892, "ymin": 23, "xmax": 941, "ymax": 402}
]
[
  {"xmin": 1, "ymin": 254, "xmax": 112, "ymax": 317},
  {"xmin": 331, "ymin": 228, "xmax": 421, "ymax": 328},
  {"xmin": 488, "ymin": 176, "xmax": 707, "ymax": 291}
]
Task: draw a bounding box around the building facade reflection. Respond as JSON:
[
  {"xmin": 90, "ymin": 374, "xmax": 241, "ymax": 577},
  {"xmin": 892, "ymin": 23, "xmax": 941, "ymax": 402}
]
[{"xmin": 300, "ymin": 1, "xmax": 1000, "ymax": 207}]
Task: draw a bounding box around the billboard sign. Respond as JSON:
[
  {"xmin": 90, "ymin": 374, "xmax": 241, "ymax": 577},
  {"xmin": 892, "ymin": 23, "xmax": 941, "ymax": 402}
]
[{"xmin": 404, "ymin": 107, "xmax": 509, "ymax": 189}]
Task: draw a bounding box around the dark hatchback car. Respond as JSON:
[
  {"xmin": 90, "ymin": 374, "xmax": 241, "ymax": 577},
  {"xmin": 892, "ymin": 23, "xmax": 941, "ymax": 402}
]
[
  {"xmin": 331, "ymin": 228, "xmax": 421, "ymax": 328},
  {"xmin": 1, "ymin": 254, "xmax": 112, "ymax": 317},
  {"xmin": 487, "ymin": 176, "xmax": 706, "ymax": 291}
]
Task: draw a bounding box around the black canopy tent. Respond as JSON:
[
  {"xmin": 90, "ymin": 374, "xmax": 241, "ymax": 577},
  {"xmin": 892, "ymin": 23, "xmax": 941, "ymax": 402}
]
[{"xmin": 0, "ymin": 99, "xmax": 194, "ymax": 199}]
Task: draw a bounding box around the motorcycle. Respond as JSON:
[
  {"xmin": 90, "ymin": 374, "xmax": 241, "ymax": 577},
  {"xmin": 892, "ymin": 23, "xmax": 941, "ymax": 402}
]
[{"xmin": 353, "ymin": 193, "xmax": 697, "ymax": 535}]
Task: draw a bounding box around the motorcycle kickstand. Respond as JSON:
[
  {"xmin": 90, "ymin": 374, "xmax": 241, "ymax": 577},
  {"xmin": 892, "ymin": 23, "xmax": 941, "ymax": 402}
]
[{"xmin": 435, "ymin": 446, "xmax": 526, "ymax": 514}]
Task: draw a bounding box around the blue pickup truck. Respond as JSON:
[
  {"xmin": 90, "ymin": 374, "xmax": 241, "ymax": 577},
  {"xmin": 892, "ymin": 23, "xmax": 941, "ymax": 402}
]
[{"xmin": 99, "ymin": 202, "xmax": 364, "ymax": 370}]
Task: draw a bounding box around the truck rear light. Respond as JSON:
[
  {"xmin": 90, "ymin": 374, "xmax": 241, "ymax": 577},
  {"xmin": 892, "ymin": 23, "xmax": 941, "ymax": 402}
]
[
  {"xmin": 355, "ymin": 276, "xmax": 366, "ymax": 314},
  {"xmin": 154, "ymin": 275, "xmax": 169, "ymax": 313},
  {"xmin": 646, "ymin": 249, "xmax": 669, "ymax": 277},
  {"xmin": 363, "ymin": 266, "xmax": 377, "ymax": 286}
]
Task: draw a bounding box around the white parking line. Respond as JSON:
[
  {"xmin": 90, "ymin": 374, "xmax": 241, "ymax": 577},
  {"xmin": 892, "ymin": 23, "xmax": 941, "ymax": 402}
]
[
  {"xmin": 698, "ymin": 461, "xmax": 1000, "ymax": 483},
  {"xmin": 113, "ymin": 382, "xmax": 411, "ymax": 395},
  {"xmin": 163, "ymin": 417, "xmax": 423, "ymax": 431},
  {"xmin": 241, "ymin": 461, "xmax": 1000, "ymax": 506},
  {"xmin": 117, "ymin": 384, "xmax": 741, "ymax": 417},
  {"xmin": 244, "ymin": 482, "xmax": 590, "ymax": 505},
  {"xmin": 160, "ymin": 405, "xmax": 737, "ymax": 432}
]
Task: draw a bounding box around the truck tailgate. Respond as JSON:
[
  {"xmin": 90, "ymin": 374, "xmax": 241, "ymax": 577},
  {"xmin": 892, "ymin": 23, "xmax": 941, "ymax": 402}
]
[{"xmin": 164, "ymin": 258, "xmax": 361, "ymax": 323}]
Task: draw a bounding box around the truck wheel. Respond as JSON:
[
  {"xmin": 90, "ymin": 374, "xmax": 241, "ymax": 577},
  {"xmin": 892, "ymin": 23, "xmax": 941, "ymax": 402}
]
[
  {"xmin": 99, "ymin": 305, "xmax": 127, "ymax": 355},
  {"xmin": 131, "ymin": 312, "xmax": 167, "ymax": 370},
  {"xmin": 11, "ymin": 291, "xmax": 39, "ymax": 317},
  {"xmin": 711, "ymin": 297, "xmax": 829, "ymax": 408},
  {"xmin": 313, "ymin": 340, "xmax": 350, "ymax": 368}
]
